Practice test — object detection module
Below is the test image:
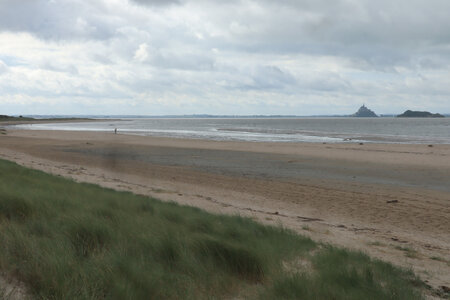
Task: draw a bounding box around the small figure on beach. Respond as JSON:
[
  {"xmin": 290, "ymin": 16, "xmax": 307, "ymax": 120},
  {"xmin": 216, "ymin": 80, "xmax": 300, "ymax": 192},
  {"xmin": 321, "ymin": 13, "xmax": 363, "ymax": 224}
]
[{"xmin": 114, "ymin": 128, "xmax": 117, "ymax": 134}]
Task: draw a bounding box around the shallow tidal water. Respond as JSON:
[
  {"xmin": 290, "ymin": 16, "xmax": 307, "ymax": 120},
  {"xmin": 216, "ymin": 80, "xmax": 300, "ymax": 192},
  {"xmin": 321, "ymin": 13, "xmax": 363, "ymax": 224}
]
[{"xmin": 13, "ymin": 117, "xmax": 450, "ymax": 144}]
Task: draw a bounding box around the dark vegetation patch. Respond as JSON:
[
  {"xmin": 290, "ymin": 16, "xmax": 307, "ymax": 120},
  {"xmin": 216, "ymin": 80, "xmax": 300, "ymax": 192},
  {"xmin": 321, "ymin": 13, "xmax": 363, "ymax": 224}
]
[
  {"xmin": 0, "ymin": 158, "xmax": 425, "ymax": 299},
  {"xmin": 0, "ymin": 195, "xmax": 33, "ymax": 221},
  {"xmin": 0, "ymin": 115, "xmax": 34, "ymax": 121},
  {"xmin": 194, "ymin": 237, "xmax": 265, "ymax": 281}
]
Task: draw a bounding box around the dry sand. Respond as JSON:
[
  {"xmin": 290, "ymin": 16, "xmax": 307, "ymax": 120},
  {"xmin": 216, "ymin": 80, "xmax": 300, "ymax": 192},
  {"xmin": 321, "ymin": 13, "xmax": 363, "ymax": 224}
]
[{"xmin": 0, "ymin": 128, "xmax": 449, "ymax": 294}]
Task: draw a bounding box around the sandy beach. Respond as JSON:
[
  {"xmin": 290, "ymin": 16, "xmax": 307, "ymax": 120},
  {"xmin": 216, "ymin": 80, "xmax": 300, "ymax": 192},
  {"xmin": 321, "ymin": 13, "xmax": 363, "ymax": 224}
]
[{"xmin": 0, "ymin": 128, "xmax": 449, "ymax": 292}]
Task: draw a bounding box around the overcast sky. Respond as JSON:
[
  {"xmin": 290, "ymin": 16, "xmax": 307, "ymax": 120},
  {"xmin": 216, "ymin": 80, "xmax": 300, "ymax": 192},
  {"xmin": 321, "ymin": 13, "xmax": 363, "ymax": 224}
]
[{"xmin": 1, "ymin": 0, "xmax": 449, "ymax": 115}]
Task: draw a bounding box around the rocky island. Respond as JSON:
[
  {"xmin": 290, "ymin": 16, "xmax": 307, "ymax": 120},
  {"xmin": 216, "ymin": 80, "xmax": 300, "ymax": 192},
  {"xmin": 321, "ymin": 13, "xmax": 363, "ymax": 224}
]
[
  {"xmin": 352, "ymin": 105, "xmax": 378, "ymax": 117},
  {"xmin": 397, "ymin": 110, "xmax": 445, "ymax": 118}
]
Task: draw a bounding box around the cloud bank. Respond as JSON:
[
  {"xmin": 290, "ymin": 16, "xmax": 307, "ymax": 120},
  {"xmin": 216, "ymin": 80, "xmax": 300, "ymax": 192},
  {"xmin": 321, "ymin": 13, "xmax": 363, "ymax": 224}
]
[{"xmin": 1, "ymin": 0, "xmax": 449, "ymax": 115}]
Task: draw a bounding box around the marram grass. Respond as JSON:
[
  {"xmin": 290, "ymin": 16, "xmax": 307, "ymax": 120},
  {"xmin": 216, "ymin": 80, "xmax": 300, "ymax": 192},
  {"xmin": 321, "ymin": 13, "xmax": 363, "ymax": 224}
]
[{"xmin": 0, "ymin": 159, "xmax": 424, "ymax": 299}]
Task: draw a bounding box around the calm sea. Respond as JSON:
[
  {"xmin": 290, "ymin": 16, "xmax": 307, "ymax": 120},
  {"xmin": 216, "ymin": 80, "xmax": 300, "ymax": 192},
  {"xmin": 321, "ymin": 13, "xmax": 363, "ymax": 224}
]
[{"xmin": 11, "ymin": 117, "xmax": 450, "ymax": 144}]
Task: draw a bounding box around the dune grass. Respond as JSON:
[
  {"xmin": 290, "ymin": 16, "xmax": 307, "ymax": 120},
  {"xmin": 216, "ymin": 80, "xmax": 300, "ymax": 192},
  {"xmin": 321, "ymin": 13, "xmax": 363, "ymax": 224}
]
[{"xmin": 0, "ymin": 158, "xmax": 424, "ymax": 299}]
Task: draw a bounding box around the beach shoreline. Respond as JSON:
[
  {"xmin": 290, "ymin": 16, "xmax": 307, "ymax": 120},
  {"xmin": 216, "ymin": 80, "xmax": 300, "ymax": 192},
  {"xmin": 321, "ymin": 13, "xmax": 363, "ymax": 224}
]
[
  {"xmin": 8, "ymin": 117, "xmax": 450, "ymax": 145},
  {"xmin": 1, "ymin": 128, "xmax": 449, "ymax": 291}
]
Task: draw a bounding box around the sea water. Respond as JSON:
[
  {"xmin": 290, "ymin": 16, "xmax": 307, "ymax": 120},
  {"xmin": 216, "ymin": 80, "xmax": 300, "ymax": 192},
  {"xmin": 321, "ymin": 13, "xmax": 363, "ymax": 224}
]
[{"xmin": 11, "ymin": 117, "xmax": 450, "ymax": 144}]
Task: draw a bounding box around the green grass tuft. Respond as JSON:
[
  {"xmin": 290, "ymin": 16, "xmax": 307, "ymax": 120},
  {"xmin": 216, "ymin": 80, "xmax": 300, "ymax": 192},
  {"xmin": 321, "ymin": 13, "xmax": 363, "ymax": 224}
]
[
  {"xmin": 67, "ymin": 218, "xmax": 112, "ymax": 257},
  {"xmin": 0, "ymin": 195, "xmax": 33, "ymax": 221},
  {"xmin": 395, "ymin": 245, "xmax": 419, "ymax": 259},
  {"xmin": 194, "ymin": 237, "xmax": 265, "ymax": 281},
  {"xmin": 0, "ymin": 158, "xmax": 425, "ymax": 299},
  {"xmin": 265, "ymin": 246, "xmax": 423, "ymax": 300}
]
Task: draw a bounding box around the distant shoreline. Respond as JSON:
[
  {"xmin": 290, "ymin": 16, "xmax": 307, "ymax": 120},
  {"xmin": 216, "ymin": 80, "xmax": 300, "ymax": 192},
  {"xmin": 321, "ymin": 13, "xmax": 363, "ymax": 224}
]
[
  {"xmin": 5, "ymin": 113, "xmax": 450, "ymax": 119},
  {"xmin": 0, "ymin": 117, "xmax": 113, "ymax": 127}
]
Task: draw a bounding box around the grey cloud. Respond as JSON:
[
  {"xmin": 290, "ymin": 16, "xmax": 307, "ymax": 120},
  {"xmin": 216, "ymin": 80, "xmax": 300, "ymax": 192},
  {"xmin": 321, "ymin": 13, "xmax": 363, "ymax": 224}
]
[
  {"xmin": 224, "ymin": 65, "xmax": 297, "ymax": 91},
  {"xmin": 130, "ymin": 0, "xmax": 183, "ymax": 6},
  {"xmin": 148, "ymin": 52, "xmax": 214, "ymax": 71},
  {"xmin": 2, "ymin": 0, "xmax": 449, "ymax": 71},
  {"xmin": 39, "ymin": 61, "xmax": 79, "ymax": 75},
  {"xmin": 303, "ymin": 73, "xmax": 351, "ymax": 93},
  {"xmin": 416, "ymin": 57, "xmax": 449, "ymax": 70},
  {"xmin": 91, "ymin": 53, "xmax": 114, "ymax": 65},
  {"xmin": 249, "ymin": 66, "xmax": 296, "ymax": 90},
  {"xmin": 194, "ymin": 0, "xmax": 450, "ymax": 69},
  {"xmin": 0, "ymin": 60, "xmax": 8, "ymax": 74},
  {"xmin": 153, "ymin": 53, "xmax": 214, "ymax": 71},
  {"xmin": 0, "ymin": 0, "xmax": 119, "ymax": 40},
  {"xmin": 133, "ymin": 42, "xmax": 216, "ymax": 71}
]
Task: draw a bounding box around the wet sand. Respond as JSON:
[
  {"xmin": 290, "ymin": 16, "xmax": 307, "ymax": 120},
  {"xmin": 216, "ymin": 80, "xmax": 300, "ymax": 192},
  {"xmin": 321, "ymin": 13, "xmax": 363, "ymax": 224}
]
[{"xmin": 0, "ymin": 129, "xmax": 449, "ymax": 293}]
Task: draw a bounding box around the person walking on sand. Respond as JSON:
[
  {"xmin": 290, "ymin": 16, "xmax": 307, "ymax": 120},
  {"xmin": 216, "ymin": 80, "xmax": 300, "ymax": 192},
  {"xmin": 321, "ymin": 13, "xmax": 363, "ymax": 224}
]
[{"xmin": 114, "ymin": 128, "xmax": 117, "ymax": 134}]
